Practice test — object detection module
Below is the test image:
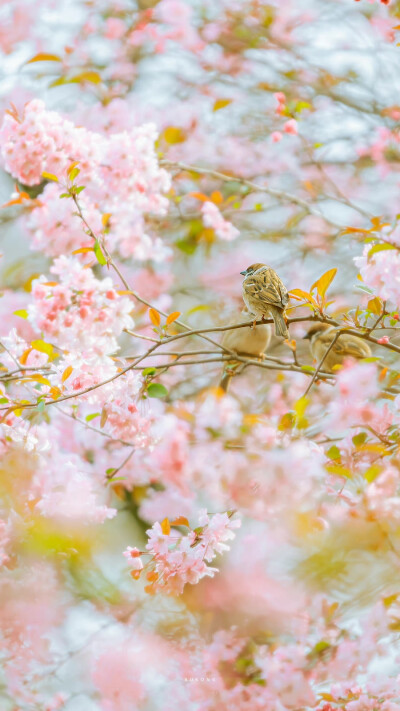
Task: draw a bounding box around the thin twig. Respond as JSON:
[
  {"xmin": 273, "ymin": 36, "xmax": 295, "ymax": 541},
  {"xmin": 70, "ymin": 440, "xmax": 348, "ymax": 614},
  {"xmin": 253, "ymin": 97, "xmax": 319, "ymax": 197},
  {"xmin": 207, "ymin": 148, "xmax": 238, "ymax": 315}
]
[{"xmin": 303, "ymin": 331, "xmax": 341, "ymax": 397}]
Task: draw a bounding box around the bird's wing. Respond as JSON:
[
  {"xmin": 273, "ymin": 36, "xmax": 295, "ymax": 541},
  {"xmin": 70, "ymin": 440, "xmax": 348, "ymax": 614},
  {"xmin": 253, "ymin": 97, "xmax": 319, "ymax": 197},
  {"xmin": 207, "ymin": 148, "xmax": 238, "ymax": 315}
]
[
  {"xmin": 244, "ymin": 268, "xmax": 288, "ymax": 309},
  {"xmin": 321, "ymin": 331, "xmax": 370, "ymax": 358}
]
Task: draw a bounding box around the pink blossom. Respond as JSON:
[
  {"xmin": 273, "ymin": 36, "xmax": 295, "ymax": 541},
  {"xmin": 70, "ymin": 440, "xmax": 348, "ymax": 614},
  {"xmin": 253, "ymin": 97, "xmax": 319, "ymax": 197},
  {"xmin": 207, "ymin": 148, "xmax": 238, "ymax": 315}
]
[
  {"xmin": 126, "ymin": 510, "xmax": 241, "ymax": 594},
  {"xmin": 271, "ymin": 131, "xmax": 283, "ymax": 142},
  {"xmin": 201, "ymin": 201, "xmax": 240, "ymax": 241},
  {"xmin": 355, "ymin": 245, "xmax": 400, "ymax": 306},
  {"xmin": 284, "ymin": 118, "xmax": 298, "ymax": 135}
]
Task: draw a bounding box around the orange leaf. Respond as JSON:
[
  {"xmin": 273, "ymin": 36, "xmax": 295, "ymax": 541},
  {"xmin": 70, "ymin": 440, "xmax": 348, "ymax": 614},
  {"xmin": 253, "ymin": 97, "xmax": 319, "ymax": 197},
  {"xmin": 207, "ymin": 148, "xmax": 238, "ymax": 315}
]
[
  {"xmin": 189, "ymin": 191, "xmax": 209, "ymax": 202},
  {"xmin": 166, "ymin": 311, "xmax": 180, "ymax": 325},
  {"xmin": 149, "ymin": 308, "xmax": 161, "ymax": 327},
  {"xmin": 117, "ymin": 290, "xmax": 134, "ymax": 295},
  {"xmin": 210, "ymin": 190, "xmax": 223, "ymax": 205},
  {"xmin": 100, "ymin": 407, "xmax": 108, "ymax": 428},
  {"xmin": 162, "ymin": 126, "xmax": 186, "ymax": 144},
  {"xmin": 171, "ymin": 516, "xmax": 190, "ymax": 527},
  {"xmin": 144, "ymin": 584, "xmax": 156, "ymax": 595},
  {"xmin": 61, "ymin": 365, "xmax": 73, "ymax": 382},
  {"xmin": 2, "ymin": 197, "xmax": 25, "ymax": 208},
  {"xmin": 102, "ymin": 213, "xmax": 112, "ymax": 227},
  {"xmin": 71, "ymin": 247, "xmax": 94, "ymax": 255},
  {"xmin": 50, "ymin": 386, "xmax": 61, "ymax": 399},
  {"xmin": 69, "ymin": 71, "xmax": 102, "ymax": 85},
  {"xmin": 42, "ymin": 281, "xmax": 58, "ymax": 286},
  {"xmin": 161, "ymin": 517, "xmax": 171, "ymax": 535},
  {"xmin": 26, "ymin": 53, "xmax": 62, "ymax": 64},
  {"xmin": 67, "ymin": 161, "xmax": 79, "ymax": 178},
  {"xmin": 379, "ymin": 367, "xmax": 388, "ymax": 382},
  {"xmin": 213, "ymin": 98, "xmax": 232, "ymax": 111},
  {"xmin": 19, "ymin": 348, "xmax": 32, "ymax": 365},
  {"xmin": 289, "ymin": 288, "xmax": 316, "ymax": 304},
  {"xmin": 341, "ymin": 226, "xmax": 371, "ymax": 236}
]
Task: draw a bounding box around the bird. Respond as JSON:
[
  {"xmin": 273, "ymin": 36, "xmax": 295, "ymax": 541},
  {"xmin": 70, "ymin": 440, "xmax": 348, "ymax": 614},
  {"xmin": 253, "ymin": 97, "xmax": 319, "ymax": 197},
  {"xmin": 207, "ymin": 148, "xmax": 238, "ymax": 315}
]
[
  {"xmin": 219, "ymin": 310, "xmax": 272, "ymax": 392},
  {"xmin": 240, "ymin": 263, "xmax": 289, "ymax": 339},
  {"xmin": 304, "ymin": 323, "xmax": 371, "ymax": 372}
]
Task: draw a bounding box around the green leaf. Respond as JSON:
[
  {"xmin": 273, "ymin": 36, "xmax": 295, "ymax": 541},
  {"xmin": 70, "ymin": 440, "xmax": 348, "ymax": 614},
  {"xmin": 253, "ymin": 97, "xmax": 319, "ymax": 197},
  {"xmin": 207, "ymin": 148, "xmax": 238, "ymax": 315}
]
[
  {"xmin": 86, "ymin": 412, "xmax": 100, "ymax": 422},
  {"xmin": 106, "ymin": 468, "xmax": 116, "ymax": 476},
  {"xmin": 0, "ymin": 397, "xmax": 9, "ymax": 404},
  {"xmin": 93, "ymin": 240, "xmax": 107, "ymax": 265},
  {"xmin": 68, "ymin": 167, "xmax": 80, "ymax": 182},
  {"xmin": 368, "ymin": 243, "xmax": 397, "ymax": 258},
  {"xmin": 142, "ymin": 367, "xmax": 157, "ymax": 376},
  {"xmin": 176, "ymin": 239, "xmax": 197, "ymax": 255},
  {"xmin": 326, "ymin": 445, "xmax": 341, "ymax": 461},
  {"xmin": 147, "ymin": 383, "xmax": 168, "ymax": 398},
  {"xmin": 75, "ymin": 185, "xmax": 85, "ymax": 194},
  {"xmin": 308, "ymin": 640, "xmax": 331, "ymax": 659},
  {"xmin": 186, "ymin": 304, "xmax": 210, "ymax": 316},
  {"xmin": 59, "ymin": 193, "xmax": 70, "ymax": 199},
  {"xmin": 13, "ymin": 309, "xmax": 28, "ymax": 319},
  {"xmin": 352, "ymin": 432, "xmax": 368, "ymax": 447}
]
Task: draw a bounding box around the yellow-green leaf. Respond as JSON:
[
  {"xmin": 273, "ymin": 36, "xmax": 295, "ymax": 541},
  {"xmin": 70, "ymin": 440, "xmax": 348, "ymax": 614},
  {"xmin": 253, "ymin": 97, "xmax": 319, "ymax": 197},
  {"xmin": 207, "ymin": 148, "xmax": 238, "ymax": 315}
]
[
  {"xmin": 69, "ymin": 71, "xmax": 102, "ymax": 84},
  {"xmin": 367, "ymin": 296, "xmax": 382, "ymax": 315},
  {"xmin": 31, "ymin": 340, "xmax": 53, "ymax": 357},
  {"xmin": 311, "ymin": 268, "xmax": 337, "ymax": 299},
  {"xmin": 13, "ymin": 309, "xmax": 28, "ymax": 319},
  {"xmin": 42, "ymin": 172, "xmax": 59, "ymax": 182},
  {"xmin": 93, "ymin": 240, "xmax": 107, "ymax": 265}
]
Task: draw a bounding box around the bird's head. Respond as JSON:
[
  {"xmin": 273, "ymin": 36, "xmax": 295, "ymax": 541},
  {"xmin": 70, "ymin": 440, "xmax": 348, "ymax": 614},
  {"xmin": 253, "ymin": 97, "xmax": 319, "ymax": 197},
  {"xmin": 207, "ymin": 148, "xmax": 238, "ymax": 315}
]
[
  {"xmin": 240, "ymin": 263, "xmax": 266, "ymax": 277},
  {"xmin": 304, "ymin": 322, "xmax": 332, "ymax": 341}
]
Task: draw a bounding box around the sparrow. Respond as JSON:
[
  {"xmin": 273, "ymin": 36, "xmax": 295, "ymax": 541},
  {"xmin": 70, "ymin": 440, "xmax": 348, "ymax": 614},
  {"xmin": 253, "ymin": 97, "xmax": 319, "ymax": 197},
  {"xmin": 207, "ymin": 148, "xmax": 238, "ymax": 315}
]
[
  {"xmin": 219, "ymin": 310, "xmax": 272, "ymax": 392},
  {"xmin": 304, "ymin": 323, "xmax": 371, "ymax": 372},
  {"xmin": 240, "ymin": 263, "xmax": 289, "ymax": 339}
]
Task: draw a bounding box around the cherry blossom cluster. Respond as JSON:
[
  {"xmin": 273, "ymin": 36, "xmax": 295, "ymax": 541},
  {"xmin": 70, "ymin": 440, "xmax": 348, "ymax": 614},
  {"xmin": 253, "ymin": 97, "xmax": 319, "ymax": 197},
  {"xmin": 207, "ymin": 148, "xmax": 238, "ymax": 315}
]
[
  {"xmin": 123, "ymin": 510, "xmax": 241, "ymax": 594},
  {"xmin": 28, "ymin": 256, "xmax": 134, "ymax": 355},
  {"xmin": 0, "ymin": 99, "xmax": 171, "ymax": 260},
  {"xmin": 354, "ymin": 245, "xmax": 400, "ymax": 307}
]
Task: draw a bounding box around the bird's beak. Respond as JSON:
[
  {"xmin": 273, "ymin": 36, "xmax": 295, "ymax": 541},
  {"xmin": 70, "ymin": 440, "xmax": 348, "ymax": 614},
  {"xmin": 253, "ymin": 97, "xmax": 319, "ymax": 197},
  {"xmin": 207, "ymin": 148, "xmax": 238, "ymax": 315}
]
[
  {"xmin": 303, "ymin": 332, "xmax": 312, "ymax": 340},
  {"xmin": 240, "ymin": 271, "xmax": 247, "ymax": 276}
]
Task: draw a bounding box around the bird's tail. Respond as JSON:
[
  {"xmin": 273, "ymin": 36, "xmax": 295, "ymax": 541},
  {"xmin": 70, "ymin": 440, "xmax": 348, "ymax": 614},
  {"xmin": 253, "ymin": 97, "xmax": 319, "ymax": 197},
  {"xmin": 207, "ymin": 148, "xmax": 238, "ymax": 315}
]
[
  {"xmin": 219, "ymin": 372, "xmax": 232, "ymax": 393},
  {"xmin": 271, "ymin": 307, "xmax": 289, "ymax": 339}
]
